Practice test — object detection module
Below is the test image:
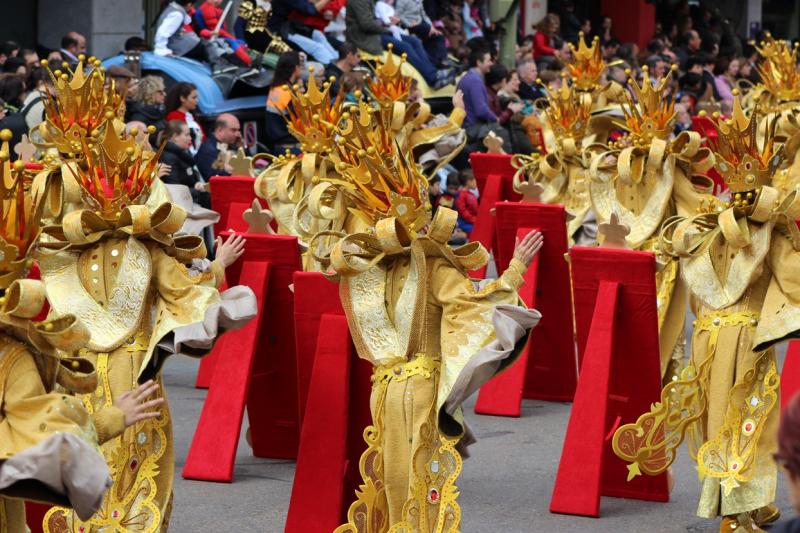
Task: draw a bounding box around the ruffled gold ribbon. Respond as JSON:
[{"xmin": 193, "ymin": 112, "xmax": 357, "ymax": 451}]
[
  {"xmin": 39, "ymin": 202, "xmax": 206, "ymax": 262},
  {"xmin": 662, "ymin": 186, "xmax": 800, "ymax": 258},
  {"xmin": 311, "ymin": 207, "xmax": 489, "ymax": 278}
]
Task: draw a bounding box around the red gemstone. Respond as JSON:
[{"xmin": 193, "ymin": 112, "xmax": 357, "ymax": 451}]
[
  {"xmin": 430, "ymin": 489, "xmax": 439, "ymax": 501},
  {"xmin": 130, "ymin": 459, "xmax": 139, "ymax": 470}
]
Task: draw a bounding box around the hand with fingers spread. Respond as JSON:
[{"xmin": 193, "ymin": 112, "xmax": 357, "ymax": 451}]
[
  {"xmin": 215, "ymin": 233, "xmax": 246, "ymax": 268},
  {"xmin": 513, "ymin": 230, "xmax": 544, "ymax": 267},
  {"xmin": 114, "ymin": 380, "xmax": 165, "ymax": 427}
]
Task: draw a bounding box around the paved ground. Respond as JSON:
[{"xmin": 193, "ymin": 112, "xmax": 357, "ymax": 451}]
[{"xmin": 164, "ymin": 342, "xmax": 793, "ymax": 533}]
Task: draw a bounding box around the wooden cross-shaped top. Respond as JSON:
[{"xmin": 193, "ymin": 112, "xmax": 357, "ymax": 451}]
[
  {"xmin": 229, "ymin": 147, "xmax": 252, "ymax": 176},
  {"xmin": 598, "ymin": 212, "xmax": 630, "ymax": 249},
  {"xmin": 242, "ymin": 199, "xmax": 275, "ymax": 234},
  {"xmin": 13, "ymin": 135, "xmax": 36, "ymax": 162},
  {"xmin": 483, "ymin": 131, "xmax": 506, "ymax": 154},
  {"xmin": 517, "ymin": 181, "xmax": 544, "ymax": 203}
]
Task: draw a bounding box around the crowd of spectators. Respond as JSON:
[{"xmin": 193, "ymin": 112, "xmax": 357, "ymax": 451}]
[{"xmin": 0, "ymin": 0, "xmax": 792, "ymax": 245}]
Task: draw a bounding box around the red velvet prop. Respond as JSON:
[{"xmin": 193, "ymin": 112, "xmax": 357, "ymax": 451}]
[
  {"xmin": 476, "ymin": 202, "xmax": 577, "ymax": 412},
  {"xmin": 285, "ymin": 273, "xmax": 373, "ymax": 530},
  {"xmin": 550, "ymin": 247, "xmax": 668, "ymax": 517},
  {"xmin": 474, "ymin": 228, "xmax": 538, "ymax": 416},
  {"xmin": 782, "ymin": 341, "xmax": 800, "ymax": 411},
  {"xmin": 25, "ymin": 502, "xmax": 47, "ymax": 533},
  {"xmin": 468, "ymin": 153, "xmax": 521, "ymax": 279},
  {"xmin": 183, "ymin": 234, "xmax": 302, "ymax": 482}
]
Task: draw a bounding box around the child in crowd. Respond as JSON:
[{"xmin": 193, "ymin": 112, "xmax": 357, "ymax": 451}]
[
  {"xmin": 454, "ymin": 169, "xmax": 478, "ymax": 236},
  {"xmin": 341, "ymin": 71, "xmax": 367, "ymax": 104},
  {"xmin": 375, "ymin": 0, "xmax": 408, "ymax": 41}
]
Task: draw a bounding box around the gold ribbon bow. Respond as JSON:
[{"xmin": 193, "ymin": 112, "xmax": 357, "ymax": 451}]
[{"xmin": 40, "ymin": 202, "xmax": 206, "ymax": 262}]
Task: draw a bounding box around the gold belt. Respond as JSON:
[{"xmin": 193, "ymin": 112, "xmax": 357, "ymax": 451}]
[
  {"xmin": 694, "ymin": 310, "xmax": 759, "ymax": 331},
  {"xmin": 372, "ymin": 354, "xmax": 439, "ymax": 385}
]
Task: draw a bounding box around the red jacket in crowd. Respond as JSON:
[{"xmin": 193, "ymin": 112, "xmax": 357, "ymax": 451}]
[
  {"xmin": 533, "ymin": 31, "xmax": 556, "ymax": 60},
  {"xmin": 455, "ymin": 189, "xmax": 478, "ymax": 225}
]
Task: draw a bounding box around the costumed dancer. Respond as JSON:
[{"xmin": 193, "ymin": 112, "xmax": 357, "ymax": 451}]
[
  {"xmin": 298, "ymin": 98, "xmax": 542, "ymax": 530},
  {"xmin": 0, "ymin": 133, "xmax": 162, "ymax": 532},
  {"xmin": 612, "ymin": 97, "xmax": 800, "ymax": 532},
  {"xmin": 511, "ymin": 81, "xmax": 603, "ymax": 245},
  {"xmin": 32, "ymin": 62, "xmax": 257, "ymax": 533},
  {"xmin": 587, "ymin": 67, "xmax": 714, "ymax": 382}
]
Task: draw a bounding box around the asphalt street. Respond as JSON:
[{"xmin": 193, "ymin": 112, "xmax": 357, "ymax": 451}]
[{"xmin": 164, "ymin": 342, "xmax": 793, "ymax": 532}]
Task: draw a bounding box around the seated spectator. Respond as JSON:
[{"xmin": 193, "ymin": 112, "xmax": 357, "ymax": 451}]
[
  {"xmin": 341, "ymin": 71, "xmax": 367, "ymax": 104},
  {"xmin": 676, "ymin": 29, "xmax": 702, "ymax": 71},
  {"xmin": 346, "ymin": 0, "xmax": 454, "ymax": 89},
  {"xmin": 486, "ymin": 63, "xmax": 522, "ymax": 127},
  {"xmin": 159, "ymin": 120, "xmax": 211, "ymax": 208},
  {"xmin": 154, "ymin": 0, "xmax": 208, "ymax": 62},
  {"xmin": 165, "ymin": 82, "xmax": 204, "ymax": 154},
  {"xmin": 196, "ymin": 113, "xmax": 242, "ymax": 181},
  {"xmin": 456, "ymin": 46, "xmax": 511, "ymax": 153},
  {"xmin": 375, "ymin": 0, "xmax": 409, "ymax": 41},
  {"xmin": 126, "ymin": 75, "xmax": 167, "ymax": 133},
  {"xmin": 454, "ymin": 170, "xmax": 478, "ymax": 236},
  {"xmin": 46, "ymin": 50, "xmax": 64, "ymax": 64},
  {"xmin": 59, "ymin": 32, "xmax": 87, "ymax": 68},
  {"xmin": 107, "ymin": 65, "xmax": 138, "ymax": 99},
  {"xmin": 601, "ymin": 37, "xmax": 620, "ymax": 61},
  {"xmin": 289, "ymin": 0, "xmax": 346, "ymax": 36},
  {"xmin": 0, "ymin": 42, "xmax": 14, "ymax": 66},
  {"xmin": 195, "ymin": 0, "xmax": 254, "ymax": 66},
  {"xmin": 533, "ymin": 13, "xmax": 564, "ymax": 71},
  {"xmin": 20, "ymin": 49, "xmax": 39, "ymax": 68},
  {"xmin": 643, "ymin": 55, "xmax": 668, "ymax": 80},
  {"xmin": 462, "ymin": 0, "xmax": 484, "ymax": 40},
  {"xmin": 269, "ymin": 0, "xmax": 339, "ymax": 65},
  {"xmin": 21, "ymin": 67, "xmax": 51, "ymax": 131},
  {"xmin": 324, "ymin": 42, "xmax": 361, "ymax": 96},
  {"xmin": 265, "ymin": 51, "xmax": 302, "ymax": 154},
  {"xmin": 0, "ymin": 75, "xmax": 28, "ymax": 147},
  {"xmin": 517, "ymin": 59, "xmax": 544, "ymax": 102},
  {"xmin": 395, "ymin": 0, "xmax": 449, "ymax": 68},
  {"xmin": 713, "ymin": 56, "xmax": 738, "ymax": 105},
  {"xmin": 124, "ymin": 36, "xmax": 151, "ymax": 53}
]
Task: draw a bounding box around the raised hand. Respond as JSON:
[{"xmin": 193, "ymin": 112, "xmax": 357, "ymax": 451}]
[
  {"xmin": 512, "ymin": 230, "xmax": 544, "ymax": 267},
  {"xmin": 114, "ymin": 380, "xmax": 165, "ymax": 427}
]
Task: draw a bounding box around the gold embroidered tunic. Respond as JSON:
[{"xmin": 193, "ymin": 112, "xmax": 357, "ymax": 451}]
[{"xmin": 334, "ymin": 211, "xmax": 538, "ymax": 531}]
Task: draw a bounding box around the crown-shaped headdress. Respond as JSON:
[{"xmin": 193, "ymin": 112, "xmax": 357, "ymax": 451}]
[
  {"xmin": 753, "ymin": 34, "xmax": 800, "ymax": 103},
  {"xmin": 326, "ymin": 103, "xmax": 428, "ymax": 231},
  {"xmin": 286, "ymin": 69, "xmax": 345, "ymax": 153},
  {"xmin": 565, "ymin": 34, "xmax": 605, "ymax": 92},
  {"xmin": 66, "ymin": 121, "xmax": 161, "ymax": 220},
  {"xmin": 619, "ymin": 65, "xmax": 677, "ymax": 142},
  {"xmin": 37, "ymin": 58, "xmax": 124, "ymax": 154},
  {"xmin": 543, "ymin": 78, "xmax": 592, "ymax": 143},
  {"xmin": 367, "ymin": 46, "xmax": 413, "ymax": 105},
  {"xmin": 704, "ymin": 97, "xmax": 783, "ymax": 194},
  {"xmin": 0, "ymin": 131, "xmax": 40, "ymax": 288}
]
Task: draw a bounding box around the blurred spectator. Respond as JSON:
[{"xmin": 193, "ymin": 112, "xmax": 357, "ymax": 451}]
[
  {"xmin": 60, "ymin": 32, "xmax": 87, "ymax": 67},
  {"xmin": 2, "ymin": 57, "xmax": 26, "ymax": 75},
  {"xmin": 269, "ymin": 0, "xmax": 339, "ymax": 65},
  {"xmin": 454, "ymin": 169, "xmax": 478, "ymax": 235},
  {"xmin": 196, "ymin": 113, "xmax": 242, "ymax": 180},
  {"xmin": 558, "ymin": 1, "xmax": 582, "ymax": 45},
  {"xmin": 713, "ymin": 56, "xmax": 738, "ymax": 105},
  {"xmin": 196, "ymin": 0, "xmax": 254, "ymax": 67},
  {"xmin": 159, "ymin": 120, "xmax": 211, "ymax": 208},
  {"xmin": 0, "ymin": 42, "xmax": 16, "ymax": 66},
  {"xmin": 0, "ymin": 75, "xmax": 28, "ymax": 147},
  {"xmin": 437, "ymin": 171, "xmax": 459, "ymax": 211},
  {"xmin": 396, "ymin": 0, "xmax": 450, "ymax": 68},
  {"xmin": 165, "ymin": 82, "xmax": 204, "ymax": 154},
  {"xmin": 375, "ymin": 0, "xmax": 409, "ymax": 41},
  {"xmin": 154, "ymin": 0, "xmax": 208, "ymax": 62},
  {"xmin": 324, "ymin": 42, "xmax": 361, "ymax": 96},
  {"xmin": 601, "ymin": 37, "xmax": 620, "ymax": 61},
  {"xmin": 517, "ymin": 59, "xmax": 544, "ymax": 102},
  {"xmin": 676, "ymin": 30, "xmax": 701, "ymax": 71},
  {"xmin": 265, "ymin": 51, "xmax": 302, "ymax": 154},
  {"xmin": 486, "ymin": 63, "xmax": 521, "ymax": 127},
  {"xmin": 346, "ymin": 0, "xmax": 454, "ymax": 89},
  {"xmin": 457, "ymin": 46, "xmax": 511, "ymax": 152},
  {"xmin": 341, "ymin": 71, "xmax": 367, "ymax": 104},
  {"xmin": 533, "ymin": 14, "xmax": 563, "ymax": 71},
  {"xmin": 107, "ymin": 65, "xmax": 138, "ymax": 99},
  {"xmin": 288, "ymin": 0, "xmax": 346, "ymax": 36},
  {"xmin": 597, "ymin": 16, "xmax": 613, "ymax": 45},
  {"xmin": 46, "ymin": 50, "xmax": 64, "ymax": 64},
  {"xmin": 21, "ymin": 67, "xmax": 51, "ymax": 130},
  {"xmin": 644, "ymin": 55, "xmax": 668, "ymax": 80},
  {"xmin": 127, "ymin": 75, "xmax": 167, "ymax": 133},
  {"xmin": 20, "ymin": 49, "xmax": 39, "ymax": 68},
  {"xmin": 428, "ymin": 176, "xmax": 442, "ymax": 215},
  {"xmin": 673, "ymin": 102, "xmax": 692, "ymax": 135},
  {"xmin": 124, "ymin": 36, "xmax": 151, "ymax": 53},
  {"xmin": 462, "ymin": 0, "xmax": 484, "ymax": 40}
]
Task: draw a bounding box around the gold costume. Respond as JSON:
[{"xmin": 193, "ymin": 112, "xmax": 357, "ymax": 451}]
[
  {"xmin": 15, "ymin": 58, "xmax": 257, "ymax": 533},
  {"xmin": 588, "ymin": 69, "xmax": 714, "ymax": 381},
  {"xmin": 291, "ymin": 95, "xmax": 539, "ymax": 530},
  {"xmin": 612, "ymin": 99, "xmax": 800, "ymax": 527}
]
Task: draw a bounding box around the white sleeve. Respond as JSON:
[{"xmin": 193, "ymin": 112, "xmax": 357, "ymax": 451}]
[{"xmin": 154, "ymin": 11, "xmax": 184, "ymax": 55}]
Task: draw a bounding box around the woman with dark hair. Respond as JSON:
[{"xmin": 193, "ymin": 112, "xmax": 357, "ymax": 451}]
[
  {"xmin": 265, "ymin": 51, "xmax": 302, "ymax": 153},
  {"xmin": 713, "ymin": 56, "xmax": 738, "ymax": 105},
  {"xmin": 21, "ymin": 67, "xmax": 51, "ymax": 130},
  {"xmin": 485, "ymin": 63, "xmax": 521, "ymax": 127},
  {"xmin": 533, "ymin": 13, "xmax": 564, "ymax": 70},
  {"xmin": 0, "ymin": 74, "xmax": 29, "ymax": 147},
  {"xmin": 165, "ymin": 82, "xmax": 204, "ymax": 154},
  {"xmin": 159, "ymin": 120, "xmax": 210, "ymax": 208},
  {"xmin": 774, "ymin": 393, "xmax": 800, "ymax": 532}
]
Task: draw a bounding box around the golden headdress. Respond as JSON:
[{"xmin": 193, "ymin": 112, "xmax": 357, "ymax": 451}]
[
  {"xmin": 367, "ymin": 46, "xmax": 413, "ymax": 105},
  {"xmin": 0, "ymin": 132, "xmax": 38, "ymax": 288},
  {"xmin": 753, "ymin": 34, "xmax": 800, "ymax": 103},
  {"xmin": 543, "ymin": 78, "xmax": 592, "ymax": 144},
  {"xmin": 326, "ymin": 102, "xmax": 429, "ymax": 231},
  {"xmin": 618, "ymin": 66, "xmax": 677, "ymax": 143},
  {"xmin": 704, "ymin": 97, "xmax": 783, "ymax": 194},
  {"xmin": 565, "ymin": 35, "xmax": 605, "ymax": 92},
  {"xmin": 286, "ymin": 70, "xmax": 345, "ymax": 153},
  {"xmin": 37, "ymin": 58, "xmax": 124, "ymax": 154}
]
